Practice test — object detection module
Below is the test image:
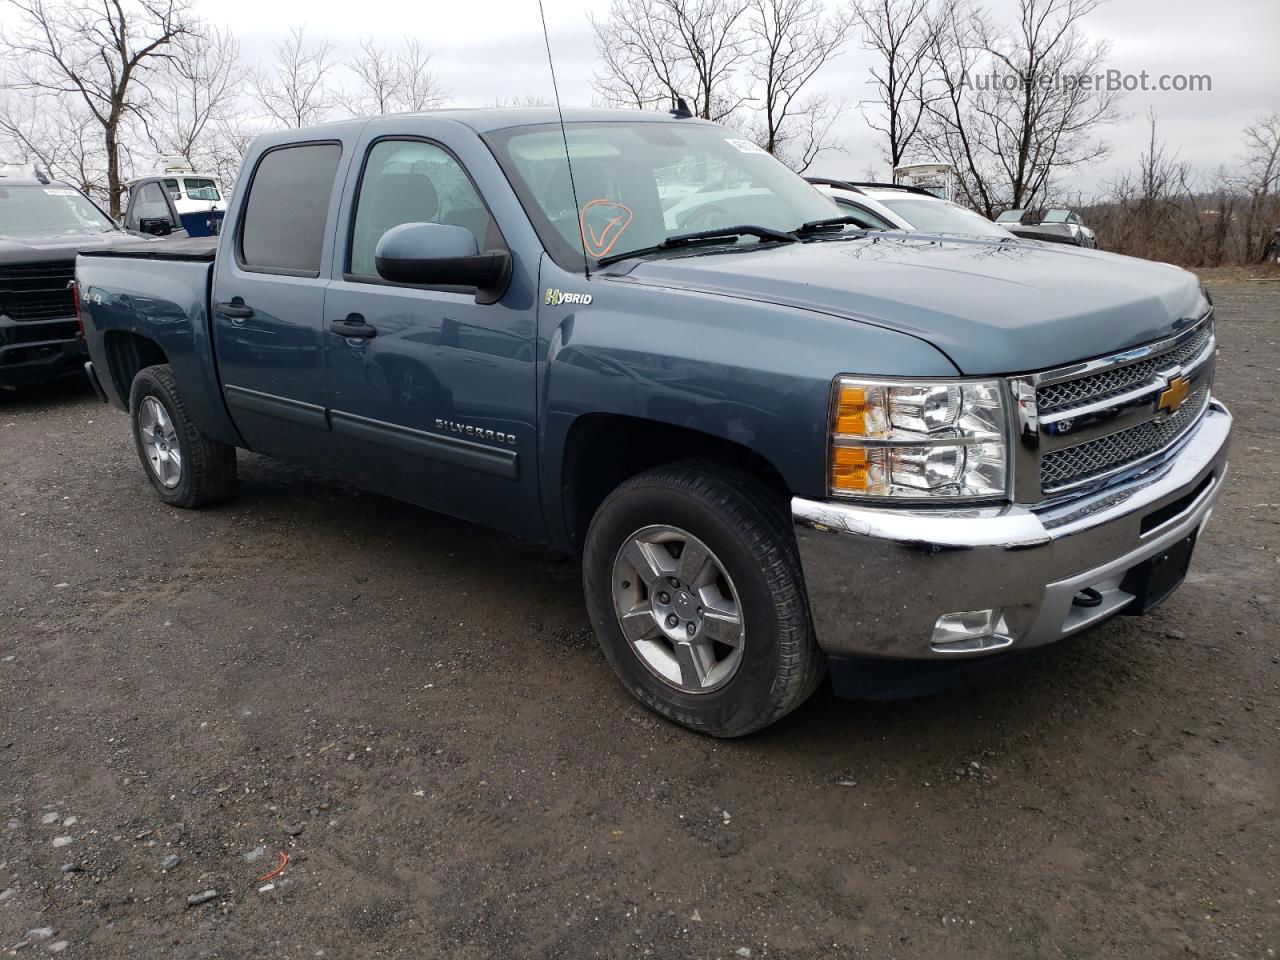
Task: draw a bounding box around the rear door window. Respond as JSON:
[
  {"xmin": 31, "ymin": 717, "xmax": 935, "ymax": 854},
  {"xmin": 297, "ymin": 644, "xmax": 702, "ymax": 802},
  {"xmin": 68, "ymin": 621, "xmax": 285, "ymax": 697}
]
[{"xmin": 238, "ymin": 142, "xmax": 342, "ymax": 276}]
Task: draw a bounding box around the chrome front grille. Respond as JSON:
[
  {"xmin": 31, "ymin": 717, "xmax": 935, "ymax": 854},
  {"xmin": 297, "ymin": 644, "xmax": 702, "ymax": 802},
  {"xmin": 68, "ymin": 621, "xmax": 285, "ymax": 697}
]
[
  {"xmin": 1041, "ymin": 385, "xmax": 1209, "ymax": 492},
  {"xmin": 1010, "ymin": 311, "xmax": 1216, "ymax": 501},
  {"xmin": 1036, "ymin": 322, "xmax": 1213, "ymax": 413}
]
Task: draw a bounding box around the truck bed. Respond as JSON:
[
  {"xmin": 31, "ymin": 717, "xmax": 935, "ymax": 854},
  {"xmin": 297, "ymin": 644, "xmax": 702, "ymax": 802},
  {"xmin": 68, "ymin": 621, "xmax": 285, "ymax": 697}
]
[
  {"xmin": 79, "ymin": 235, "xmax": 218, "ymax": 261},
  {"xmin": 75, "ymin": 245, "xmax": 239, "ymax": 447}
]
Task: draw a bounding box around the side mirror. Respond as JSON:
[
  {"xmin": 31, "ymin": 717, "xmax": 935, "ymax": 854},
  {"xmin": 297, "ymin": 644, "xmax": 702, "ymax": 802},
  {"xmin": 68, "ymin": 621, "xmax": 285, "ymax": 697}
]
[
  {"xmin": 374, "ymin": 222, "xmax": 511, "ymax": 304},
  {"xmin": 139, "ymin": 217, "xmax": 174, "ymax": 236}
]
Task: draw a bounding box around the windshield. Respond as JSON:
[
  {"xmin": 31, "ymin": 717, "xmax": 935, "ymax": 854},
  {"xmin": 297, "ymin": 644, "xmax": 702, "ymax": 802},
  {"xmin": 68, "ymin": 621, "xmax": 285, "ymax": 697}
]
[
  {"xmin": 881, "ymin": 197, "xmax": 1014, "ymax": 238},
  {"xmin": 0, "ymin": 183, "xmax": 116, "ymax": 237},
  {"xmin": 995, "ymin": 209, "xmax": 1024, "ymax": 223},
  {"xmin": 183, "ymin": 177, "xmax": 221, "ymax": 201},
  {"xmin": 486, "ymin": 121, "xmax": 839, "ymax": 267}
]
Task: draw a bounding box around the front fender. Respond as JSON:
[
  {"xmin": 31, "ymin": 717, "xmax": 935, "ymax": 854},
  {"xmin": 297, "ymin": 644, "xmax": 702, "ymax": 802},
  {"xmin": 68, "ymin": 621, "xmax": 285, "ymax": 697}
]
[{"xmin": 536, "ymin": 259, "xmax": 960, "ymax": 546}]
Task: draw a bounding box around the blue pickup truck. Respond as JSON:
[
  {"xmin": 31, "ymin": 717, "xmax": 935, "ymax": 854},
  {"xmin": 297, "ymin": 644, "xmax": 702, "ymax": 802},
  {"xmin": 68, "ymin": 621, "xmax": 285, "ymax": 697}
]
[{"xmin": 75, "ymin": 108, "xmax": 1232, "ymax": 736}]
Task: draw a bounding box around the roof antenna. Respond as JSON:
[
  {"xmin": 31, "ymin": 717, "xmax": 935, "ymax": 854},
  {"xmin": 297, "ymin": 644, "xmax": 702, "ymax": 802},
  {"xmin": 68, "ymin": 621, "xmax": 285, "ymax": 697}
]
[
  {"xmin": 537, "ymin": 0, "xmax": 589, "ymax": 280},
  {"xmin": 669, "ymin": 96, "xmax": 693, "ymax": 119}
]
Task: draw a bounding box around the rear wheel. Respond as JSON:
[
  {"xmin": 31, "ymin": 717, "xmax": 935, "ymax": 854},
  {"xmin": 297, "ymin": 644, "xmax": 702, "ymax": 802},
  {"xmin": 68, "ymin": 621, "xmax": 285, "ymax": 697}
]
[
  {"xmin": 129, "ymin": 364, "xmax": 236, "ymax": 508},
  {"xmin": 583, "ymin": 462, "xmax": 824, "ymax": 737}
]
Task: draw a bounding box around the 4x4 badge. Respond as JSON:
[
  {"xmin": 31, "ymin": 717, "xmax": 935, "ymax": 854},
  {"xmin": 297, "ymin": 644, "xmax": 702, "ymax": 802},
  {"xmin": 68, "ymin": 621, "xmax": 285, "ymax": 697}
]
[{"xmin": 545, "ymin": 288, "xmax": 592, "ymax": 306}]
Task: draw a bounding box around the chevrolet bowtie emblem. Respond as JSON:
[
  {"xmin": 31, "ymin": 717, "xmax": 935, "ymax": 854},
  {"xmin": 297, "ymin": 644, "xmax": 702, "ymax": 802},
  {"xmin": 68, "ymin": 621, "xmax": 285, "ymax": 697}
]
[{"xmin": 1157, "ymin": 376, "xmax": 1191, "ymax": 415}]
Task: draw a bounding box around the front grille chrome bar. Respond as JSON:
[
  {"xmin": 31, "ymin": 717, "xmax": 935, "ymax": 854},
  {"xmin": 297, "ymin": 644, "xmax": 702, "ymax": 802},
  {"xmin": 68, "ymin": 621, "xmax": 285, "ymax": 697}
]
[
  {"xmin": 1007, "ymin": 309, "xmax": 1215, "ymax": 503},
  {"xmin": 1041, "ymin": 384, "xmax": 1210, "ymax": 494}
]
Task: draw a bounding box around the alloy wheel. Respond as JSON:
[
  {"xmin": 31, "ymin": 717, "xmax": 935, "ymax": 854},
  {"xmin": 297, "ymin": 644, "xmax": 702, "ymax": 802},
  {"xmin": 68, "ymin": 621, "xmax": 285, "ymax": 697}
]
[
  {"xmin": 611, "ymin": 524, "xmax": 746, "ymax": 694},
  {"xmin": 138, "ymin": 396, "xmax": 182, "ymax": 489}
]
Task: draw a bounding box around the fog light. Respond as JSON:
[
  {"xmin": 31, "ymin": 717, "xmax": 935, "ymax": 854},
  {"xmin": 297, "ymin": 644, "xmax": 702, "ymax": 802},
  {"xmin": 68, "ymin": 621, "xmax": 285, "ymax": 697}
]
[{"xmin": 930, "ymin": 609, "xmax": 1013, "ymax": 653}]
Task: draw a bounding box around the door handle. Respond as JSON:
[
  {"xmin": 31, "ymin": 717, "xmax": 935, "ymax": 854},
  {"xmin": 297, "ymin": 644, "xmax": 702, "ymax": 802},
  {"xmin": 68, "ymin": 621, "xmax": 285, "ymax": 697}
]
[
  {"xmin": 330, "ymin": 315, "xmax": 377, "ymax": 339},
  {"xmin": 216, "ymin": 299, "xmax": 254, "ymax": 320}
]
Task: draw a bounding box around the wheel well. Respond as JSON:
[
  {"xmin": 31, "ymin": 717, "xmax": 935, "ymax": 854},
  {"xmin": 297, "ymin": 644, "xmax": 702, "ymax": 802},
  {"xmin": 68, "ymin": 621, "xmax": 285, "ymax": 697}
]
[
  {"xmin": 561, "ymin": 414, "xmax": 791, "ymax": 551},
  {"xmin": 104, "ymin": 331, "xmax": 167, "ymax": 403}
]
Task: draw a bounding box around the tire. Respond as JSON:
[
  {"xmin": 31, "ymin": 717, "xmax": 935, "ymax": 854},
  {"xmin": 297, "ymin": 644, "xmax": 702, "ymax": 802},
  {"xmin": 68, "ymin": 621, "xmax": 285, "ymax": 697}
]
[
  {"xmin": 583, "ymin": 462, "xmax": 825, "ymax": 737},
  {"xmin": 129, "ymin": 364, "xmax": 236, "ymax": 508}
]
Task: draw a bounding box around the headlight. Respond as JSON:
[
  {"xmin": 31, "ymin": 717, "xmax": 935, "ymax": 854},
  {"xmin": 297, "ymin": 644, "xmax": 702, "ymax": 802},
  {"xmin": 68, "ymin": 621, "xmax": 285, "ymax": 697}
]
[{"xmin": 828, "ymin": 377, "xmax": 1009, "ymax": 500}]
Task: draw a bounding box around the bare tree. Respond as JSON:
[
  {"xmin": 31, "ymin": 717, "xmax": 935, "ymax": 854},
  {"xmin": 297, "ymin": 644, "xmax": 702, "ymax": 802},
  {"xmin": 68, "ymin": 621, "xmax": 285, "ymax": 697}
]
[
  {"xmin": 767, "ymin": 93, "xmax": 844, "ymax": 170},
  {"xmin": 341, "ymin": 37, "xmax": 447, "ymax": 116},
  {"xmin": 146, "ymin": 25, "xmax": 240, "ymax": 168},
  {"xmin": 852, "ymin": 0, "xmax": 936, "ymax": 171},
  {"xmin": 1134, "ymin": 111, "xmax": 1187, "ymax": 211},
  {"xmin": 251, "ymin": 26, "xmax": 337, "ymax": 128},
  {"xmin": 590, "ymin": 27, "xmax": 668, "ymax": 110},
  {"xmin": 0, "ymin": 0, "xmax": 197, "ymax": 216},
  {"xmin": 1237, "ymin": 112, "xmax": 1280, "ymax": 263},
  {"xmin": 200, "ymin": 117, "xmax": 256, "ymax": 198},
  {"xmin": 920, "ymin": 0, "xmax": 1121, "ymax": 218},
  {"xmin": 488, "ymin": 95, "xmax": 554, "ymax": 108},
  {"xmin": 396, "ymin": 39, "xmax": 448, "ymax": 112},
  {"xmin": 1093, "ymin": 112, "xmax": 1190, "ymax": 259},
  {"xmin": 0, "ymin": 90, "xmax": 109, "ymax": 196},
  {"xmin": 590, "ymin": 0, "xmax": 753, "ymax": 121},
  {"xmin": 342, "ymin": 38, "xmax": 402, "ymax": 116},
  {"xmin": 746, "ymin": 0, "xmax": 849, "ymax": 169}
]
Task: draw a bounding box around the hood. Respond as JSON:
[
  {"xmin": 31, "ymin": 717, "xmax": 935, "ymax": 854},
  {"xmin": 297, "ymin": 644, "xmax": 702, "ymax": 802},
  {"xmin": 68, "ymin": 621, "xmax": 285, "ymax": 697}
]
[
  {"xmin": 0, "ymin": 230, "xmax": 138, "ymax": 265},
  {"xmin": 610, "ymin": 234, "xmax": 1207, "ymax": 375}
]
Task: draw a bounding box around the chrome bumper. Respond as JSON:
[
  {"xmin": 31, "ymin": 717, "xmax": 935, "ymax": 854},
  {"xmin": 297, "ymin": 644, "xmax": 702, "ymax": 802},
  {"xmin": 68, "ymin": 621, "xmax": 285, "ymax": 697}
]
[{"xmin": 793, "ymin": 400, "xmax": 1233, "ymax": 660}]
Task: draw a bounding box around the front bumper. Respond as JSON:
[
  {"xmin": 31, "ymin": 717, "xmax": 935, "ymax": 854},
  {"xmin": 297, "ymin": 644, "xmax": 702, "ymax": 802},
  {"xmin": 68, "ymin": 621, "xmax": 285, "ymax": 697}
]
[
  {"xmin": 793, "ymin": 400, "xmax": 1232, "ymax": 661},
  {"xmin": 0, "ymin": 313, "xmax": 85, "ymax": 387}
]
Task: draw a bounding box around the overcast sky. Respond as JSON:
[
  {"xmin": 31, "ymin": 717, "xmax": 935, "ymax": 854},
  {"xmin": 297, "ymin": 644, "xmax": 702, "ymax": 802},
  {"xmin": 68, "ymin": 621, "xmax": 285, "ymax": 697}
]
[{"xmin": 6, "ymin": 0, "xmax": 1279, "ymax": 195}]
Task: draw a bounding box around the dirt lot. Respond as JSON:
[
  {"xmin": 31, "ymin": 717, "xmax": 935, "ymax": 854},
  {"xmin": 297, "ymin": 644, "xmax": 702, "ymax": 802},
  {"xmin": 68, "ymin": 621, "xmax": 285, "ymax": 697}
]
[{"xmin": 1, "ymin": 281, "xmax": 1277, "ymax": 960}]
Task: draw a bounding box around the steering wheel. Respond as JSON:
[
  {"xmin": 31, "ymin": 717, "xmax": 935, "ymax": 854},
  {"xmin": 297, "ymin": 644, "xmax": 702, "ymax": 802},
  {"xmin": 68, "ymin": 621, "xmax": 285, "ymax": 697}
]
[{"xmin": 680, "ymin": 203, "xmax": 731, "ymax": 232}]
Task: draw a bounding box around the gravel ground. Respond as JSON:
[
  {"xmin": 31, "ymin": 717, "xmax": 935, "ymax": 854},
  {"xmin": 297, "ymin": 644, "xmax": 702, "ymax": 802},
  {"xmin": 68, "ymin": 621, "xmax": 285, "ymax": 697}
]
[{"xmin": 1, "ymin": 281, "xmax": 1277, "ymax": 959}]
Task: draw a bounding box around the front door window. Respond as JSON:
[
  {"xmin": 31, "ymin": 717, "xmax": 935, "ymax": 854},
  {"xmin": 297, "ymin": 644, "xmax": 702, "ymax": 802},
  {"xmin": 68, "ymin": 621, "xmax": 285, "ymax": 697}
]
[{"xmin": 348, "ymin": 140, "xmax": 501, "ymax": 281}]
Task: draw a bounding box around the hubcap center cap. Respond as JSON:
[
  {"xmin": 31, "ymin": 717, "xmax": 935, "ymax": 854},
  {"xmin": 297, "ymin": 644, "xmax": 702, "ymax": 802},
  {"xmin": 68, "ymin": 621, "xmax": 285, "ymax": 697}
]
[{"xmin": 673, "ymin": 591, "xmax": 697, "ymax": 619}]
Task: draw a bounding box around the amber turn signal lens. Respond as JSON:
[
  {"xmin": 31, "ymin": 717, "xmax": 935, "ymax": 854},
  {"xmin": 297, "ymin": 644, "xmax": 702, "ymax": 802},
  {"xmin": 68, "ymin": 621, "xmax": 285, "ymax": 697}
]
[
  {"xmin": 835, "ymin": 384, "xmax": 867, "ymax": 435},
  {"xmin": 831, "ymin": 446, "xmax": 869, "ymax": 491}
]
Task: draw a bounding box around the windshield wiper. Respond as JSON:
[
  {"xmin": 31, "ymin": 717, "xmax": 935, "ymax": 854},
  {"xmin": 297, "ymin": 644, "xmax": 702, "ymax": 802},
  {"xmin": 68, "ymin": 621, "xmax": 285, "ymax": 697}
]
[
  {"xmin": 597, "ymin": 224, "xmax": 796, "ymax": 267},
  {"xmin": 794, "ymin": 215, "xmax": 868, "ymax": 235}
]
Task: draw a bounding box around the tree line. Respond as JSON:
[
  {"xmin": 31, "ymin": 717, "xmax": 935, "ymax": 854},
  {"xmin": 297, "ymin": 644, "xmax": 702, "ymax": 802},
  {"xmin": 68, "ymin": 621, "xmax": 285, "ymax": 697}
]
[
  {"xmin": 1080, "ymin": 113, "xmax": 1279, "ymax": 267},
  {"xmin": 0, "ymin": 0, "xmax": 446, "ymax": 217},
  {"xmin": 0, "ymin": 0, "xmax": 1275, "ymax": 265}
]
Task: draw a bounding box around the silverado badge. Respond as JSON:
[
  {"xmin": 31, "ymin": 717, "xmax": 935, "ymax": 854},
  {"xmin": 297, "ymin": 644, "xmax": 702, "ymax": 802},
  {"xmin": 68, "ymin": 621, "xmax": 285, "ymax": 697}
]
[{"xmin": 1157, "ymin": 376, "xmax": 1191, "ymax": 415}]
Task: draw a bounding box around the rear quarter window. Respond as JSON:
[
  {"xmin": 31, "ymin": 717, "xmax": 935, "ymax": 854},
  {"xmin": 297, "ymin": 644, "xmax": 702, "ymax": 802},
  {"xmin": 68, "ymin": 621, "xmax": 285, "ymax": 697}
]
[{"xmin": 238, "ymin": 142, "xmax": 342, "ymax": 276}]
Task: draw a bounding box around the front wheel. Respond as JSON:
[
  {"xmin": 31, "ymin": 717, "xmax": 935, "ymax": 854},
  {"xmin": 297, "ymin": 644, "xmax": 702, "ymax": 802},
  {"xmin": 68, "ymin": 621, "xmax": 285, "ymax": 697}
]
[
  {"xmin": 129, "ymin": 364, "xmax": 236, "ymax": 508},
  {"xmin": 583, "ymin": 463, "xmax": 825, "ymax": 737}
]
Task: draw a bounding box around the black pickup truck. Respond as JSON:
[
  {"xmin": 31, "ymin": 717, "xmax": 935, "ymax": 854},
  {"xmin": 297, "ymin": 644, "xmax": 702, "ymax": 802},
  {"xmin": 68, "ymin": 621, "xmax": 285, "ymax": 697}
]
[{"xmin": 0, "ymin": 174, "xmax": 136, "ymax": 388}]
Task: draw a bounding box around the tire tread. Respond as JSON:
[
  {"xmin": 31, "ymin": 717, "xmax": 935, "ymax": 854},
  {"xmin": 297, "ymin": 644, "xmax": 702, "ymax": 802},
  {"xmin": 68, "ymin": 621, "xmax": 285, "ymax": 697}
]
[
  {"xmin": 587, "ymin": 461, "xmax": 825, "ymax": 737},
  {"xmin": 130, "ymin": 364, "xmax": 235, "ymax": 508}
]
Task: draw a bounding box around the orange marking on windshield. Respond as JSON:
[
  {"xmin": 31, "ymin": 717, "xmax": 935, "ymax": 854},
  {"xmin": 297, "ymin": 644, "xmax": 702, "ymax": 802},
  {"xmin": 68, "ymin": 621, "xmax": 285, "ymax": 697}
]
[{"xmin": 579, "ymin": 199, "xmax": 634, "ymax": 258}]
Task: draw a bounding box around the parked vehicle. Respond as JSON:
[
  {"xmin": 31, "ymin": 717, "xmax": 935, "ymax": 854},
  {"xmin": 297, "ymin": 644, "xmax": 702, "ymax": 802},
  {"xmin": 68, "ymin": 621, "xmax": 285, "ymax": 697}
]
[
  {"xmin": 891, "ymin": 162, "xmax": 955, "ymax": 200},
  {"xmin": 123, "ymin": 172, "xmax": 225, "ymax": 238},
  {"xmin": 76, "ymin": 108, "xmax": 1231, "ymax": 736},
  {"xmin": 996, "ymin": 208, "xmax": 1098, "ymax": 247},
  {"xmin": 0, "ymin": 170, "xmax": 139, "ymax": 388},
  {"xmin": 807, "ymin": 178, "xmax": 1017, "ymax": 239}
]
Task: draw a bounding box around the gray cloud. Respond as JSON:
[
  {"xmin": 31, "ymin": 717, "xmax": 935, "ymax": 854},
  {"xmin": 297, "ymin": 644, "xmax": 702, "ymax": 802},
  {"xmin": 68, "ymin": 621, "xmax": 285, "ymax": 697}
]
[{"xmin": 5, "ymin": 0, "xmax": 1275, "ymax": 197}]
